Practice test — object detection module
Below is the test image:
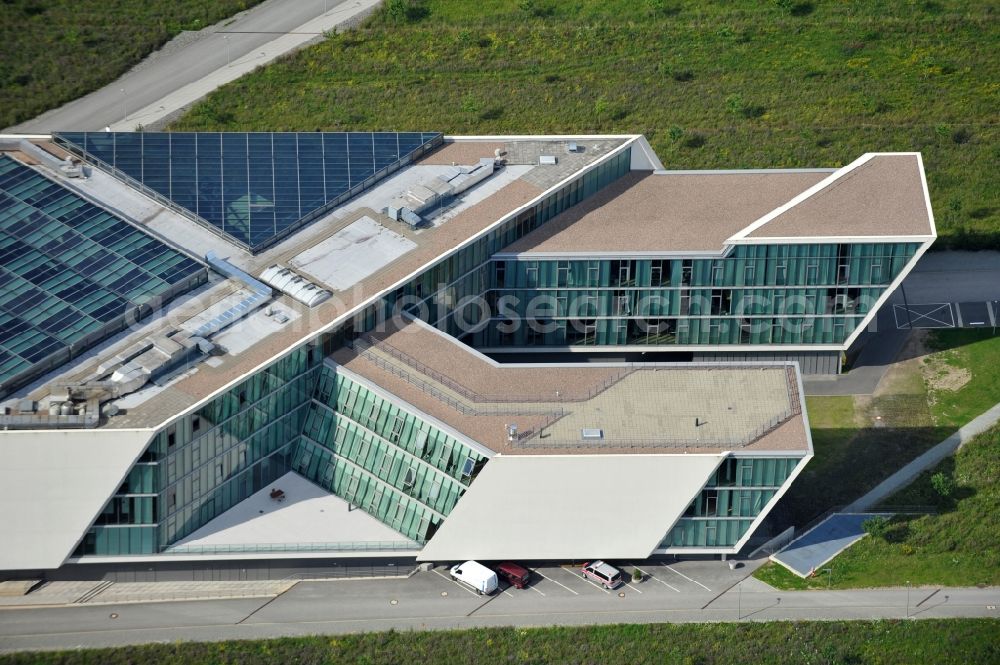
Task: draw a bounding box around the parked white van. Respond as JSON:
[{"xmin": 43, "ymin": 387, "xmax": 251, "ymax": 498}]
[{"xmin": 448, "ymin": 560, "xmax": 498, "ymax": 595}]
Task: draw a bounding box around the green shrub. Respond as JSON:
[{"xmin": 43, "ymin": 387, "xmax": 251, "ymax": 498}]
[
  {"xmin": 863, "ymin": 515, "xmax": 890, "ymax": 539},
  {"xmin": 931, "ymin": 472, "xmax": 957, "ymax": 498}
]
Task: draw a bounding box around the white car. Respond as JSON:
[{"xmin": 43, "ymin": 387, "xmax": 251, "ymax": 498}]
[
  {"xmin": 449, "ymin": 560, "xmax": 498, "ymax": 595},
  {"xmin": 581, "ymin": 560, "xmax": 623, "ymax": 589}
]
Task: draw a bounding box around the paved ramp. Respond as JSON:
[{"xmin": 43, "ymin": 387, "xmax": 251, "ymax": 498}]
[{"xmin": 770, "ymin": 513, "xmax": 889, "ymax": 577}]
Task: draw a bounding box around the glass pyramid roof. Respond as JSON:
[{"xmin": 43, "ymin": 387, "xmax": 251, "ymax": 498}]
[{"xmin": 53, "ymin": 132, "xmax": 443, "ymax": 253}]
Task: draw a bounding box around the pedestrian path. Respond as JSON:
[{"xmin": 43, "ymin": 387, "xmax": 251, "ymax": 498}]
[
  {"xmin": 771, "ymin": 513, "xmax": 889, "ymax": 578},
  {"xmin": 0, "ymin": 581, "xmax": 104, "ymax": 606},
  {"xmin": 0, "ymin": 580, "xmax": 295, "ymax": 608},
  {"xmin": 845, "ymin": 400, "xmax": 1000, "ymax": 512},
  {"xmin": 109, "ymin": 0, "xmax": 381, "ymax": 131}
]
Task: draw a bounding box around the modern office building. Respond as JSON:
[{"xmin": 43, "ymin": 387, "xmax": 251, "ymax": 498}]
[{"xmin": 0, "ymin": 133, "xmax": 934, "ymax": 576}]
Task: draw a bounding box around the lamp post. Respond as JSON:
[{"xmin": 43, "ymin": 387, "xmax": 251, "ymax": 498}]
[
  {"xmin": 823, "ymin": 567, "xmax": 832, "ymax": 590},
  {"xmin": 223, "ymin": 35, "xmax": 232, "ymax": 67},
  {"xmin": 737, "ymin": 578, "xmax": 742, "ymax": 621},
  {"xmin": 119, "ymin": 88, "xmax": 127, "ymax": 122},
  {"xmin": 905, "ymin": 580, "xmax": 911, "ymax": 618}
]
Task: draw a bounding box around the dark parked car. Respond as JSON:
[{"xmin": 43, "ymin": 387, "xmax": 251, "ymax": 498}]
[{"xmin": 495, "ymin": 561, "xmax": 531, "ymax": 589}]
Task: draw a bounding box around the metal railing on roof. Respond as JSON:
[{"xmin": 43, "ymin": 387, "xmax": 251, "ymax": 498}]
[
  {"xmin": 508, "ymin": 407, "xmax": 797, "ymax": 450},
  {"xmin": 51, "ymin": 133, "xmax": 444, "ymax": 254},
  {"xmin": 353, "ymin": 335, "xmax": 629, "ymax": 405},
  {"xmin": 350, "ymin": 339, "xmax": 565, "ymax": 419}
]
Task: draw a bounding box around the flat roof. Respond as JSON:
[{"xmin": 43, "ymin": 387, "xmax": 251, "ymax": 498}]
[
  {"xmin": 170, "ymin": 472, "xmax": 419, "ymax": 552},
  {"xmin": 417, "ymin": 454, "xmax": 722, "ymax": 561},
  {"xmin": 0, "ymin": 137, "xmax": 629, "ymax": 428},
  {"xmin": 742, "ymin": 154, "xmax": 934, "ymax": 240},
  {"xmin": 501, "ymin": 152, "xmax": 935, "ymax": 256},
  {"xmin": 330, "ymin": 318, "xmax": 809, "ymax": 455},
  {"xmin": 500, "ymin": 170, "xmax": 831, "ymax": 255},
  {"xmin": 0, "ymin": 428, "xmax": 151, "ymax": 570}
]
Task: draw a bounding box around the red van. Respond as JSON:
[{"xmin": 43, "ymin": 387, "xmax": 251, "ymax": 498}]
[{"xmin": 495, "ymin": 561, "xmax": 531, "ymax": 589}]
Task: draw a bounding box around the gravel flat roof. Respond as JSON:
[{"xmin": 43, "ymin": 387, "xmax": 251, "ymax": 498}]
[
  {"xmin": 501, "ymin": 170, "xmax": 831, "ymax": 254},
  {"xmin": 331, "ymin": 318, "xmax": 810, "ymax": 456},
  {"xmin": 747, "ymin": 154, "xmax": 933, "ymax": 239}
]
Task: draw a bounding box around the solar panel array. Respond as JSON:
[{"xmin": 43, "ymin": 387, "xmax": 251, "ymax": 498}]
[
  {"xmin": 53, "ymin": 132, "xmax": 443, "ymax": 252},
  {"xmin": 0, "ymin": 155, "xmax": 204, "ymax": 396}
]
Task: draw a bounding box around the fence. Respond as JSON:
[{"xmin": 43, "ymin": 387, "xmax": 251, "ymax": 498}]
[{"xmin": 163, "ymin": 541, "xmax": 421, "ymax": 555}]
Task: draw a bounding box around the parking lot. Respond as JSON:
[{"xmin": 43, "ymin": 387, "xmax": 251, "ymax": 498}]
[
  {"xmin": 2, "ymin": 556, "xmax": 996, "ymax": 652},
  {"xmin": 232, "ymin": 558, "xmax": 750, "ymax": 629},
  {"xmin": 439, "ymin": 559, "xmax": 724, "ymax": 600}
]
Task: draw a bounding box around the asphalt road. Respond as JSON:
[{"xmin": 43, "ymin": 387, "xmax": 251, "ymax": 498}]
[
  {"xmin": 0, "ymin": 564, "xmax": 997, "ymax": 652},
  {"xmin": 6, "ymin": 0, "xmax": 346, "ymax": 133},
  {"xmin": 804, "ymin": 250, "xmax": 1000, "ymax": 396}
]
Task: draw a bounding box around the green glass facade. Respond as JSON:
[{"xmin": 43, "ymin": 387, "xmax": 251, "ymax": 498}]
[
  {"xmin": 75, "ymin": 345, "xmax": 323, "ymax": 555},
  {"xmin": 74, "ymin": 144, "xmax": 635, "ymax": 556},
  {"xmin": 463, "ymin": 242, "xmax": 920, "ymax": 347},
  {"xmin": 294, "ymin": 366, "xmax": 487, "ymax": 543},
  {"xmin": 661, "ymin": 456, "xmax": 803, "ymax": 549},
  {"xmin": 68, "ymin": 141, "xmax": 897, "ymax": 558},
  {"xmin": 341, "ymin": 147, "xmax": 634, "ymax": 340}
]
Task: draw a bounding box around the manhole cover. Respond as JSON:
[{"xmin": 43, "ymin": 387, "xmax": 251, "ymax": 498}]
[
  {"xmin": 109, "ymin": 613, "xmax": 119, "ymax": 619},
  {"xmin": 390, "ymin": 599, "xmax": 398, "ymax": 606},
  {"xmin": 618, "ymin": 592, "xmax": 625, "ymax": 598},
  {"xmin": 441, "ymin": 591, "xmax": 448, "ymax": 597}
]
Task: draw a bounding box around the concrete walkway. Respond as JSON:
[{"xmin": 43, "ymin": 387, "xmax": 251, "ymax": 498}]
[
  {"xmin": 804, "ymin": 250, "xmax": 1000, "ymax": 397},
  {"xmin": 845, "ymin": 401, "xmax": 1000, "ymax": 512},
  {"xmin": 108, "ymin": 0, "xmax": 381, "ymax": 132},
  {"xmin": 770, "ymin": 513, "xmax": 889, "ymax": 578},
  {"xmin": 0, "ymin": 580, "xmax": 295, "ymax": 607},
  {"xmin": 7, "ymin": 0, "xmax": 382, "ymax": 133}
]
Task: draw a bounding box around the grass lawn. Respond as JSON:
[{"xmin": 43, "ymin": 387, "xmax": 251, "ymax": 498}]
[
  {"xmin": 757, "ymin": 421, "xmax": 1000, "ymax": 589},
  {"xmin": 923, "ymin": 329, "xmax": 1000, "ymax": 428},
  {"xmin": 3, "ymin": 620, "xmax": 998, "ymax": 664},
  {"xmin": 0, "ymin": 0, "xmax": 265, "ymax": 128},
  {"xmin": 777, "ymin": 328, "xmax": 1000, "ymax": 529},
  {"xmin": 775, "ymin": 344, "xmax": 951, "ymax": 527},
  {"xmin": 171, "ymin": 0, "xmax": 1000, "ymax": 249}
]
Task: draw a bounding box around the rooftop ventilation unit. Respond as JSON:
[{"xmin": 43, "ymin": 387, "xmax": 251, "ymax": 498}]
[
  {"xmin": 581, "ymin": 428, "xmax": 604, "ymax": 440},
  {"xmin": 384, "ymin": 157, "xmax": 497, "ymax": 227},
  {"xmin": 539, "ymin": 155, "xmax": 558, "ymax": 165}
]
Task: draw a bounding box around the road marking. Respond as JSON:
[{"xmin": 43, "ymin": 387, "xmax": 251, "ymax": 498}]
[
  {"xmin": 501, "ymin": 586, "xmax": 514, "ymax": 598},
  {"xmin": 623, "ymin": 581, "xmax": 642, "ymax": 594},
  {"xmin": 661, "ymin": 564, "xmax": 712, "ymax": 591},
  {"xmin": 892, "ymin": 302, "xmax": 954, "ymax": 330},
  {"xmin": 629, "ymin": 564, "xmax": 680, "ymax": 592},
  {"xmin": 533, "ymin": 569, "xmax": 578, "ymax": 595},
  {"xmin": 527, "ymin": 583, "xmax": 546, "ymax": 597},
  {"xmin": 431, "ymin": 568, "xmax": 481, "ymax": 598},
  {"xmin": 574, "ymin": 573, "xmax": 611, "ymax": 595}
]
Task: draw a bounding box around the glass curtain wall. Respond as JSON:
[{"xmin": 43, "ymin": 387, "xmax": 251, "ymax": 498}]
[
  {"xmin": 294, "ymin": 366, "xmax": 488, "ymax": 543},
  {"xmin": 661, "ymin": 456, "xmax": 803, "ymax": 548},
  {"xmin": 74, "ymin": 344, "xmax": 324, "ymax": 556},
  {"xmin": 338, "ymin": 147, "xmax": 633, "ymax": 340},
  {"xmin": 74, "ymin": 145, "xmax": 631, "ymax": 555},
  {"xmin": 475, "ymin": 242, "xmax": 919, "ymax": 347}
]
